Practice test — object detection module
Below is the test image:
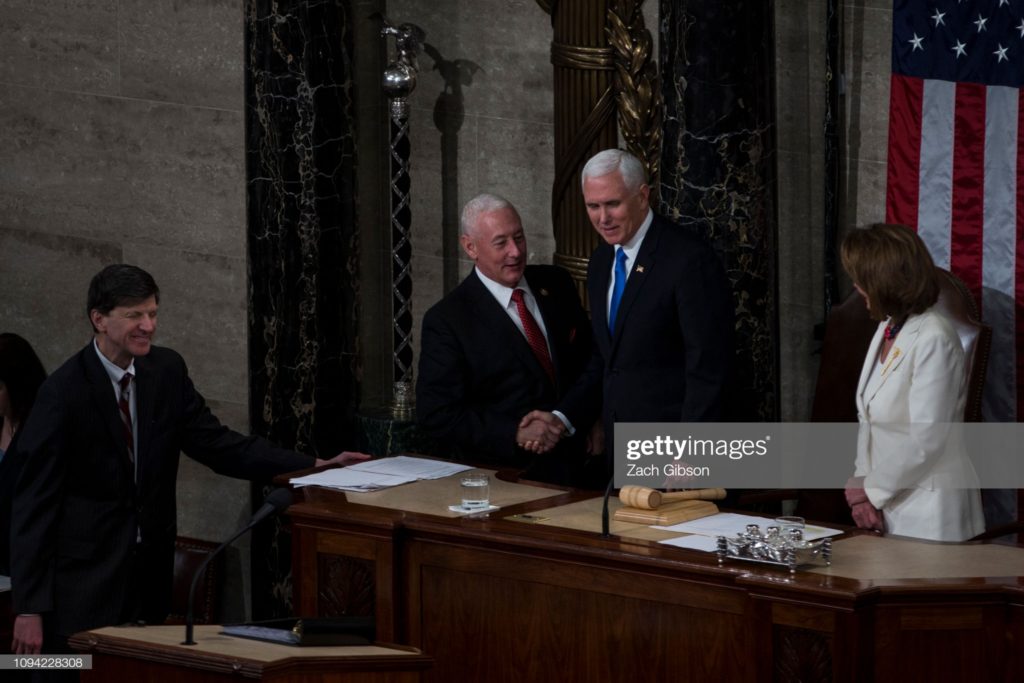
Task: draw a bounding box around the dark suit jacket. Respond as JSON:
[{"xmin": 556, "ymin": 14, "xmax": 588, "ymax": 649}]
[
  {"xmin": 416, "ymin": 265, "xmax": 592, "ymax": 479},
  {"xmin": 10, "ymin": 343, "xmax": 312, "ymax": 638},
  {"xmin": 0, "ymin": 426, "xmax": 26, "ymax": 576},
  {"xmin": 559, "ymin": 214, "xmax": 733, "ymax": 449}
]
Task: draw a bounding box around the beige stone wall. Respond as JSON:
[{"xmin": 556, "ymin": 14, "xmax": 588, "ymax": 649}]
[
  {"xmin": 774, "ymin": 0, "xmax": 891, "ymax": 419},
  {"xmin": 0, "ymin": 0, "xmax": 897, "ymax": 617},
  {"xmin": 0, "ymin": 0, "xmax": 254, "ymax": 619},
  {"xmin": 358, "ymin": 0, "xmax": 558, "ymax": 407}
]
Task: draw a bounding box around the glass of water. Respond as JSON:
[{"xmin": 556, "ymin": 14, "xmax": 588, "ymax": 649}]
[
  {"xmin": 460, "ymin": 473, "xmax": 490, "ymax": 510},
  {"xmin": 775, "ymin": 515, "xmax": 805, "ymax": 540}
]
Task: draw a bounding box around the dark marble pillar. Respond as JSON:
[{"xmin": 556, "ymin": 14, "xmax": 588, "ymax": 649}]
[
  {"xmin": 244, "ymin": 0, "xmax": 359, "ymax": 619},
  {"xmin": 659, "ymin": 0, "xmax": 779, "ymax": 421}
]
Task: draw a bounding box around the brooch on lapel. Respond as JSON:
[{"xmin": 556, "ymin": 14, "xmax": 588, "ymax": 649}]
[
  {"xmin": 539, "ymin": 288, "xmax": 549, "ymax": 296},
  {"xmin": 635, "ymin": 265, "xmax": 645, "ymax": 273},
  {"xmin": 881, "ymin": 347, "xmax": 901, "ymax": 376}
]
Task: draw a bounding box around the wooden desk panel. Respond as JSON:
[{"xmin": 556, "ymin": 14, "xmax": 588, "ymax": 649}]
[
  {"xmin": 406, "ymin": 537, "xmax": 752, "ymax": 681},
  {"xmin": 71, "ymin": 625, "xmax": 430, "ymax": 683},
  {"xmin": 287, "ymin": 482, "xmax": 1024, "ymax": 683}
]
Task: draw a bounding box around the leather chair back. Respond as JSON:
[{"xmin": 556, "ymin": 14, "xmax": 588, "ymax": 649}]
[{"xmin": 811, "ymin": 268, "xmax": 990, "ymax": 423}]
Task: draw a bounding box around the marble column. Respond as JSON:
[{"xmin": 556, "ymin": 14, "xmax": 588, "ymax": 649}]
[
  {"xmin": 244, "ymin": 0, "xmax": 359, "ymax": 619},
  {"xmin": 659, "ymin": 0, "xmax": 779, "ymax": 421},
  {"xmin": 543, "ymin": 0, "xmax": 618, "ymax": 299}
]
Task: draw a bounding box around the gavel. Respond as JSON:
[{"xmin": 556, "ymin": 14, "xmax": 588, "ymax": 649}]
[{"xmin": 619, "ymin": 485, "xmax": 726, "ymax": 510}]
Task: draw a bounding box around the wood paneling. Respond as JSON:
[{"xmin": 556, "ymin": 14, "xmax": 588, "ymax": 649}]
[{"xmin": 288, "ymin": 490, "xmax": 1024, "ymax": 682}]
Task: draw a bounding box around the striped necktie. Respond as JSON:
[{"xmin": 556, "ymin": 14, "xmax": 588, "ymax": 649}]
[
  {"xmin": 511, "ymin": 289, "xmax": 557, "ymax": 385},
  {"xmin": 118, "ymin": 373, "xmax": 134, "ymax": 462}
]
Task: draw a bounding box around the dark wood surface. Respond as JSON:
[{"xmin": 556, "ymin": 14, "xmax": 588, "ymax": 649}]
[
  {"xmin": 289, "ymin": 484, "xmax": 1024, "ymax": 683},
  {"xmin": 69, "ymin": 625, "xmax": 431, "ymax": 683}
]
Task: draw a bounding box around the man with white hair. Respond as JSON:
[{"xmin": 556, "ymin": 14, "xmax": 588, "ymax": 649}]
[
  {"xmin": 522, "ymin": 149, "xmax": 733, "ymax": 465},
  {"xmin": 416, "ymin": 194, "xmax": 597, "ymax": 485}
]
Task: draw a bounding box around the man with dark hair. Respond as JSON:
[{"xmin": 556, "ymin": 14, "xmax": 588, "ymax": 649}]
[
  {"xmin": 9, "ymin": 264, "xmax": 368, "ymax": 658},
  {"xmin": 86, "ymin": 263, "xmax": 161, "ymax": 329}
]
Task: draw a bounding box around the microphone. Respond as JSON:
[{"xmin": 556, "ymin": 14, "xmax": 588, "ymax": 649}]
[
  {"xmin": 601, "ymin": 476, "xmax": 614, "ymax": 537},
  {"xmin": 183, "ymin": 487, "xmax": 293, "ymax": 645}
]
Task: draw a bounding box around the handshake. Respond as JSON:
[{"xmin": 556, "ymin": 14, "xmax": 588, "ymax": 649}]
[{"xmin": 516, "ymin": 411, "xmax": 604, "ymax": 455}]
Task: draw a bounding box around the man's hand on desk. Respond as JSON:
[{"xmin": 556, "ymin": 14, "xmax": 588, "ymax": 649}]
[
  {"xmin": 516, "ymin": 411, "xmax": 565, "ymax": 453},
  {"xmin": 316, "ymin": 451, "xmax": 373, "ymax": 467}
]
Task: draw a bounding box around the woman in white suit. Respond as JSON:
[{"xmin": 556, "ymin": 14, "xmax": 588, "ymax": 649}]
[{"xmin": 840, "ymin": 224, "xmax": 983, "ymax": 542}]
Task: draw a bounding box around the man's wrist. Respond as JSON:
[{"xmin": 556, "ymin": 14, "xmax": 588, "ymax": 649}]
[{"xmin": 551, "ymin": 410, "xmax": 574, "ymax": 436}]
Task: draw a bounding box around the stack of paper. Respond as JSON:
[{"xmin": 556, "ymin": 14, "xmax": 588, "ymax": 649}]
[{"xmin": 290, "ymin": 455, "xmax": 473, "ymax": 492}]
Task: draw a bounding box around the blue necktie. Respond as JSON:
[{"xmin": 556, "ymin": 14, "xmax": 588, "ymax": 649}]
[{"xmin": 608, "ymin": 247, "xmax": 628, "ymax": 331}]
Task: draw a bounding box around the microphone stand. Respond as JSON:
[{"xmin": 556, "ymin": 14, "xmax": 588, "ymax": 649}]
[
  {"xmin": 601, "ymin": 477, "xmax": 614, "ymax": 538},
  {"xmin": 183, "ymin": 489, "xmax": 292, "ymax": 645}
]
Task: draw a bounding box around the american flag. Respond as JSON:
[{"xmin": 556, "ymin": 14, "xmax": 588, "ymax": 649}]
[{"xmin": 886, "ymin": 0, "xmax": 1024, "ymax": 422}]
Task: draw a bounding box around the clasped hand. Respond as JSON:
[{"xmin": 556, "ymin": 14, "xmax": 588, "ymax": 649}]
[
  {"xmin": 845, "ymin": 476, "xmax": 885, "ymax": 533},
  {"xmin": 517, "ymin": 411, "xmax": 565, "ymax": 453}
]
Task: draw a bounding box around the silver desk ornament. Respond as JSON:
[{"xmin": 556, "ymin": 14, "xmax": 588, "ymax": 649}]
[{"xmin": 716, "ymin": 524, "xmax": 833, "ymax": 574}]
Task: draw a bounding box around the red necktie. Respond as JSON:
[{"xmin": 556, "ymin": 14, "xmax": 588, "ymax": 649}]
[
  {"xmin": 118, "ymin": 374, "xmax": 134, "ymax": 463},
  {"xmin": 511, "ymin": 289, "xmax": 556, "ymax": 385}
]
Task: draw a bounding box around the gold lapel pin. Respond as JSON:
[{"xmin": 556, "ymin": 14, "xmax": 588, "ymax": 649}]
[
  {"xmin": 539, "ymin": 288, "xmax": 549, "ymax": 296},
  {"xmin": 635, "ymin": 265, "xmax": 645, "ymax": 274}
]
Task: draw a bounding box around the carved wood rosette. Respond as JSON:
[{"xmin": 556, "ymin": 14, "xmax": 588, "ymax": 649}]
[
  {"xmin": 317, "ymin": 553, "xmax": 377, "ymax": 617},
  {"xmin": 773, "ymin": 625, "xmax": 834, "ymax": 682}
]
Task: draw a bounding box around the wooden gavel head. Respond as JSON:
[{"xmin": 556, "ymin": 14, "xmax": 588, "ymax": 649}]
[{"xmin": 619, "ymin": 485, "xmax": 661, "ymax": 510}]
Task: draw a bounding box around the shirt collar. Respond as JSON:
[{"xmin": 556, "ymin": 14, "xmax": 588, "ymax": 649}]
[
  {"xmin": 93, "ymin": 338, "xmax": 136, "ymax": 385},
  {"xmin": 618, "ymin": 209, "xmax": 654, "ymax": 262},
  {"xmin": 474, "ymin": 267, "xmax": 535, "ymax": 309}
]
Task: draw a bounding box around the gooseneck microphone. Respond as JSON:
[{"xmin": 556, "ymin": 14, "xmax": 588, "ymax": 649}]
[
  {"xmin": 183, "ymin": 487, "xmax": 293, "ymax": 645},
  {"xmin": 601, "ymin": 477, "xmax": 614, "ymax": 538}
]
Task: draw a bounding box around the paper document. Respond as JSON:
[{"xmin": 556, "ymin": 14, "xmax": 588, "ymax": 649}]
[
  {"xmin": 345, "ymin": 455, "xmax": 473, "ymax": 479},
  {"xmin": 655, "ymin": 512, "xmax": 843, "ymax": 542},
  {"xmin": 290, "ymin": 467, "xmax": 417, "ymax": 492},
  {"xmin": 290, "ymin": 455, "xmax": 473, "ymax": 492},
  {"xmin": 658, "ymin": 535, "xmax": 721, "ymax": 552}
]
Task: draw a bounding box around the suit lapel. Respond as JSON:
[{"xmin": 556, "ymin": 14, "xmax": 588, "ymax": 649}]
[
  {"xmin": 82, "ymin": 343, "xmax": 134, "ymax": 476},
  {"xmin": 134, "ymin": 354, "xmax": 156, "ymax": 485},
  {"xmin": 466, "ymin": 271, "xmax": 550, "ymax": 384},
  {"xmin": 862, "ymin": 315, "xmax": 923, "ymax": 406},
  {"xmin": 526, "ymin": 270, "xmax": 564, "ymax": 389},
  {"xmin": 608, "ymin": 218, "xmax": 660, "ymax": 350},
  {"xmin": 589, "ymin": 244, "xmax": 614, "ymax": 344}
]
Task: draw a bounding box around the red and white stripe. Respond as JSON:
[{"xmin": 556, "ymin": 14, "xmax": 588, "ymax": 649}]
[{"xmin": 886, "ymin": 73, "xmax": 1022, "ymax": 421}]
